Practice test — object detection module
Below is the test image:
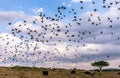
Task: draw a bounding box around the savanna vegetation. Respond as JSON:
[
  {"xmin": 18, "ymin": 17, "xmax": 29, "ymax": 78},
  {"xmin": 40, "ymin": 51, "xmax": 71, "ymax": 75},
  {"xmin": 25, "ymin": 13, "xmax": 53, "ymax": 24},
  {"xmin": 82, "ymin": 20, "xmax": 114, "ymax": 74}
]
[
  {"xmin": 0, "ymin": 66, "xmax": 120, "ymax": 78},
  {"xmin": 91, "ymin": 61, "xmax": 109, "ymax": 71}
]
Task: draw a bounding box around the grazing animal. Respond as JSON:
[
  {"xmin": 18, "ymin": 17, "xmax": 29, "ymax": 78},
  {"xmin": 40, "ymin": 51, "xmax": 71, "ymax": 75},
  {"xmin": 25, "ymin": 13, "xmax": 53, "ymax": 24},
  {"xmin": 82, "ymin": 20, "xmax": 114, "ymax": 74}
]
[
  {"xmin": 42, "ymin": 71, "xmax": 49, "ymax": 76},
  {"xmin": 70, "ymin": 70, "xmax": 76, "ymax": 74},
  {"xmin": 118, "ymin": 72, "xmax": 120, "ymax": 74}
]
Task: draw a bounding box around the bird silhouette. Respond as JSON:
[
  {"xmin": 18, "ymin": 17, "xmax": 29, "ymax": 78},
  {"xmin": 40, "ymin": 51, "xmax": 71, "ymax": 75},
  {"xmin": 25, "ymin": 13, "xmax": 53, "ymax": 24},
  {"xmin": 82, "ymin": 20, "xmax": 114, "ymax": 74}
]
[{"xmin": 0, "ymin": 0, "xmax": 119, "ymax": 69}]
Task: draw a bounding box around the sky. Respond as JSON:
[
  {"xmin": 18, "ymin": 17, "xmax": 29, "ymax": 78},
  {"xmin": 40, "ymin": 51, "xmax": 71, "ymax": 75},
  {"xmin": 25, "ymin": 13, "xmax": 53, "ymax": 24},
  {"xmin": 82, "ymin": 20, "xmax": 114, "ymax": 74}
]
[{"xmin": 0, "ymin": 0, "xmax": 120, "ymax": 70}]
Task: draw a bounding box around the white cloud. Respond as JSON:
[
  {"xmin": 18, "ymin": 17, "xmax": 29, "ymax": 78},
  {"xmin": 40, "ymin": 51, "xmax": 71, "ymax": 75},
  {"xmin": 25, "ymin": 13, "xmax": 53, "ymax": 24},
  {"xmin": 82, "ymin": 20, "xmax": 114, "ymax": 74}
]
[
  {"xmin": 62, "ymin": 2, "xmax": 66, "ymax": 5},
  {"xmin": 71, "ymin": 0, "xmax": 92, "ymax": 3},
  {"xmin": 0, "ymin": 11, "xmax": 25, "ymax": 22},
  {"xmin": 0, "ymin": 0, "xmax": 120, "ymax": 69},
  {"xmin": 32, "ymin": 8, "xmax": 44, "ymax": 14},
  {"xmin": 62, "ymin": 2, "xmax": 71, "ymax": 7},
  {"xmin": 37, "ymin": 8, "xmax": 44, "ymax": 12},
  {"xmin": 4, "ymin": 7, "xmax": 119, "ymax": 69}
]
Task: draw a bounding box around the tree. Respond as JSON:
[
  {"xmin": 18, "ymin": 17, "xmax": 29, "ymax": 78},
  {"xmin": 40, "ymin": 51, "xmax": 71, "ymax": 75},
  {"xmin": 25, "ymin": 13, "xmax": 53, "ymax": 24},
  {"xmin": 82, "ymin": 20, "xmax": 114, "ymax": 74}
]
[{"xmin": 92, "ymin": 61, "xmax": 109, "ymax": 71}]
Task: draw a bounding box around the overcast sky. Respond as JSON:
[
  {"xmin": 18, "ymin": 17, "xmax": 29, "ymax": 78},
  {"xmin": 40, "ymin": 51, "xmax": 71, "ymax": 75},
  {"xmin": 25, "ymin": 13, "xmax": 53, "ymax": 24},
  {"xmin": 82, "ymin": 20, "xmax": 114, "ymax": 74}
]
[{"xmin": 0, "ymin": 0, "xmax": 120, "ymax": 70}]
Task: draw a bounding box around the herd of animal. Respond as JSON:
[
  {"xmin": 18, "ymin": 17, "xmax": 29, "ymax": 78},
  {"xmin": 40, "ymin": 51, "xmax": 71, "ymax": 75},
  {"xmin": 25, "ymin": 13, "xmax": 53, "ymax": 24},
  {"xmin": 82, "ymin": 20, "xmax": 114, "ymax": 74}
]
[{"xmin": 0, "ymin": 0, "xmax": 120, "ymax": 68}]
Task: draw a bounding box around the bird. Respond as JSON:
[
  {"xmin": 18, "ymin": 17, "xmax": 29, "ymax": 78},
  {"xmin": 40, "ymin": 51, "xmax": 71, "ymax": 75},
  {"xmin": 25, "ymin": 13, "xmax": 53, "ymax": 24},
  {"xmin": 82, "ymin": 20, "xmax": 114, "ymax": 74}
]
[{"xmin": 0, "ymin": 0, "xmax": 119, "ymax": 69}]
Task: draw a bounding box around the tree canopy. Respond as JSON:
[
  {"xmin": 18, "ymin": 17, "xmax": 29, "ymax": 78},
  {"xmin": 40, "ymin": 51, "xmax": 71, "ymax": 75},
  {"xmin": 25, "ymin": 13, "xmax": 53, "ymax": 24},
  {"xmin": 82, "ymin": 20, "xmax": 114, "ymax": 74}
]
[{"xmin": 92, "ymin": 61, "xmax": 109, "ymax": 71}]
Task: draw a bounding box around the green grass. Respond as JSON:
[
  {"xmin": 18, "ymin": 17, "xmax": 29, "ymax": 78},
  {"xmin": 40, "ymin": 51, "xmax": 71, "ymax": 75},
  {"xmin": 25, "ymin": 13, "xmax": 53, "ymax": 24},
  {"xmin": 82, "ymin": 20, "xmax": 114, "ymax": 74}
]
[{"xmin": 0, "ymin": 66, "xmax": 119, "ymax": 78}]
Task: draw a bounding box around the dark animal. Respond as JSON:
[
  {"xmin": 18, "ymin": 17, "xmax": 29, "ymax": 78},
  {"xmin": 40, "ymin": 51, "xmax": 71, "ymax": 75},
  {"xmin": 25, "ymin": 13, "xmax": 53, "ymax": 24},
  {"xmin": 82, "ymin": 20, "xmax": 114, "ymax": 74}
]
[
  {"xmin": 84, "ymin": 71, "xmax": 94, "ymax": 76},
  {"xmin": 118, "ymin": 72, "xmax": 120, "ymax": 74},
  {"xmin": 70, "ymin": 70, "xmax": 76, "ymax": 74},
  {"xmin": 42, "ymin": 71, "xmax": 48, "ymax": 76}
]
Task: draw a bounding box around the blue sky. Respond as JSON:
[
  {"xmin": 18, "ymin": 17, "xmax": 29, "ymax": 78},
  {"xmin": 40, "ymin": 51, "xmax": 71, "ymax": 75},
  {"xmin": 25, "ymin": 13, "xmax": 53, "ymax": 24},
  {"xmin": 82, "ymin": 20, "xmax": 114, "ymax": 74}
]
[
  {"xmin": 0, "ymin": 0, "xmax": 120, "ymax": 70},
  {"xmin": 0, "ymin": 0, "xmax": 70, "ymax": 15},
  {"xmin": 0, "ymin": 0, "xmax": 104, "ymax": 16}
]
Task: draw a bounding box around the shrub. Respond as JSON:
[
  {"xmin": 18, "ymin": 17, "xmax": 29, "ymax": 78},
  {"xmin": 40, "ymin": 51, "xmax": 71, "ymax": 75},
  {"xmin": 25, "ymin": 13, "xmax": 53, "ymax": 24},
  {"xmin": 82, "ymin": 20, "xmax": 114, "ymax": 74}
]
[{"xmin": 84, "ymin": 71, "xmax": 91, "ymax": 75}]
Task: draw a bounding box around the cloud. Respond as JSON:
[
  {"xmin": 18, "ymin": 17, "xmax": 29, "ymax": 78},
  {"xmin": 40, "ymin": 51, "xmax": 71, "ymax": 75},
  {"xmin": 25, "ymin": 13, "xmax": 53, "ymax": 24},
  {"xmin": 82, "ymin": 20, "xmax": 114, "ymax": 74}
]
[
  {"xmin": 32, "ymin": 8, "xmax": 44, "ymax": 14},
  {"xmin": 0, "ymin": 0, "xmax": 120, "ymax": 69},
  {"xmin": 2, "ymin": 9, "xmax": 119, "ymax": 68},
  {"xmin": 62, "ymin": 2, "xmax": 71, "ymax": 7},
  {"xmin": 71, "ymin": 0, "xmax": 92, "ymax": 3},
  {"xmin": 0, "ymin": 11, "xmax": 25, "ymax": 23}
]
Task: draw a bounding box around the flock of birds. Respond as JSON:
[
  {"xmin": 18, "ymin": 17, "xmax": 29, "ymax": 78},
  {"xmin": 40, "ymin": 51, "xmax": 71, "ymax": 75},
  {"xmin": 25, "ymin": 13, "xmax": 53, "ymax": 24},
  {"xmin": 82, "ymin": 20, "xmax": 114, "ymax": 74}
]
[{"xmin": 0, "ymin": 0, "xmax": 120, "ymax": 68}]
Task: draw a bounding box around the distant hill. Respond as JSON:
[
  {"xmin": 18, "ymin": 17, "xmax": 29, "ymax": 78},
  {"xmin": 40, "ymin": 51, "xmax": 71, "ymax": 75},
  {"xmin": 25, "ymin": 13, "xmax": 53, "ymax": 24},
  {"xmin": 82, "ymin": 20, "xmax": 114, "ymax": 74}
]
[{"xmin": 103, "ymin": 68, "xmax": 120, "ymax": 71}]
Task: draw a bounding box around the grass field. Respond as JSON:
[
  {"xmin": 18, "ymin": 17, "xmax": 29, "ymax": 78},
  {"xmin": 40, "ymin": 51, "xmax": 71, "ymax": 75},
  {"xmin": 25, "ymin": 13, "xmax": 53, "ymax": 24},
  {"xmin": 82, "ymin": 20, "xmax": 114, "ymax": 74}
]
[{"xmin": 0, "ymin": 66, "xmax": 120, "ymax": 78}]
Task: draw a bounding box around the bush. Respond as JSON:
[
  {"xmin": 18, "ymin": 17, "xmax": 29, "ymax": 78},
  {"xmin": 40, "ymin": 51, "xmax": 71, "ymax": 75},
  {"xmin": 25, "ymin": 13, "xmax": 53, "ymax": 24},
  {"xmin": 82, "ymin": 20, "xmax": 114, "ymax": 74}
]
[
  {"xmin": 84, "ymin": 71, "xmax": 94, "ymax": 76},
  {"xmin": 94, "ymin": 69, "xmax": 100, "ymax": 72},
  {"xmin": 84, "ymin": 71, "xmax": 91, "ymax": 75}
]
